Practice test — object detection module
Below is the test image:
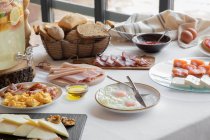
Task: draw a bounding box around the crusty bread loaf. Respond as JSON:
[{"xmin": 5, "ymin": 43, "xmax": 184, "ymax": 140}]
[
  {"xmin": 77, "ymin": 23, "xmax": 109, "ymax": 39},
  {"xmin": 58, "ymin": 13, "xmax": 87, "ymax": 31},
  {"xmin": 45, "ymin": 24, "xmax": 64, "ymax": 41},
  {"xmin": 65, "ymin": 30, "xmax": 81, "ymax": 43},
  {"xmin": 65, "ymin": 30, "xmax": 94, "ymax": 44}
]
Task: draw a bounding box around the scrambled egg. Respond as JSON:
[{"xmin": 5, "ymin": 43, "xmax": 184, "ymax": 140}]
[{"xmin": 3, "ymin": 92, "xmax": 53, "ymax": 108}]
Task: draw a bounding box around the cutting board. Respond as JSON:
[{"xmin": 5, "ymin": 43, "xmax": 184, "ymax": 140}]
[
  {"xmin": 72, "ymin": 55, "xmax": 155, "ymax": 70},
  {"xmin": 0, "ymin": 113, "xmax": 87, "ymax": 140}
]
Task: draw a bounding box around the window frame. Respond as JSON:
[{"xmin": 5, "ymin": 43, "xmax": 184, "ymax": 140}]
[{"xmin": 30, "ymin": 0, "xmax": 174, "ymax": 22}]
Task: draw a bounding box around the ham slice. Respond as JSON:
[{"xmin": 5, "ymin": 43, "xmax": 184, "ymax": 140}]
[
  {"xmin": 61, "ymin": 62, "xmax": 81, "ymax": 68},
  {"xmin": 51, "ymin": 68, "xmax": 83, "ymax": 74},
  {"xmin": 125, "ymin": 59, "xmax": 136, "ymax": 67},
  {"xmin": 114, "ymin": 58, "xmax": 126, "ymax": 67},
  {"xmin": 62, "ymin": 69, "xmax": 104, "ymax": 83},
  {"xmin": 106, "ymin": 56, "xmax": 115, "ymax": 66},
  {"xmin": 48, "ymin": 62, "xmax": 105, "ymax": 86},
  {"xmin": 135, "ymin": 58, "xmax": 150, "ymax": 66},
  {"xmin": 48, "ymin": 68, "xmax": 86, "ymax": 80},
  {"xmin": 94, "ymin": 57, "xmax": 106, "ymax": 66},
  {"xmin": 100, "ymin": 55, "xmax": 108, "ymax": 62}
]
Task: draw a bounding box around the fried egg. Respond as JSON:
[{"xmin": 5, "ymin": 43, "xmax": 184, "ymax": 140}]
[{"xmin": 98, "ymin": 89, "xmax": 141, "ymax": 110}]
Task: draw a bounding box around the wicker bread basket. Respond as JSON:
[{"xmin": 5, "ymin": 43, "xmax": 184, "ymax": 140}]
[{"xmin": 40, "ymin": 35, "xmax": 110, "ymax": 60}]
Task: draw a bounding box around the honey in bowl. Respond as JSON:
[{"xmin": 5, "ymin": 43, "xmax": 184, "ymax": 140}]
[{"xmin": 66, "ymin": 84, "xmax": 88, "ymax": 100}]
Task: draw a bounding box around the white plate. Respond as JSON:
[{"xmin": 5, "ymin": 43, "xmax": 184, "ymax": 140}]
[
  {"xmin": 0, "ymin": 82, "xmax": 62, "ymax": 110},
  {"xmin": 149, "ymin": 57, "xmax": 210, "ymax": 92},
  {"xmin": 95, "ymin": 83, "xmax": 160, "ymax": 113},
  {"xmin": 198, "ymin": 36, "xmax": 210, "ymax": 57}
]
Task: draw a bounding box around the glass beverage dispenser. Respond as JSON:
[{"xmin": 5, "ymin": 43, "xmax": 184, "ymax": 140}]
[{"xmin": 0, "ymin": 0, "xmax": 25, "ymax": 70}]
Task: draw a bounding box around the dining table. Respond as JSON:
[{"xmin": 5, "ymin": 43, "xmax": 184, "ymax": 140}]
[{"xmin": 1, "ymin": 33, "xmax": 210, "ymax": 140}]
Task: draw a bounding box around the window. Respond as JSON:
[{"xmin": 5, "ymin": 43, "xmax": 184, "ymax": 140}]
[
  {"xmin": 107, "ymin": 0, "xmax": 159, "ymax": 16},
  {"xmin": 51, "ymin": 0, "xmax": 94, "ymax": 21},
  {"xmin": 174, "ymin": 0, "xmax": 210, "ymax": 19},
  {"xmin": 30, "ymin": 0, "xmax": 210, "ymax": 23}
]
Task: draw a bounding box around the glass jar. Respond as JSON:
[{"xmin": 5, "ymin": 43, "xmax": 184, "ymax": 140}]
[{"xmin": 0, "ymin": 0, "xmax": 25, "ymax": 70}]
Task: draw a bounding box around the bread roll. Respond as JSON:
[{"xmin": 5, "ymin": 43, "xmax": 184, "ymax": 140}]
[
  {"xmin": 58, "ymin": 13, "xmax": 87, "ymax": 31},
  {"xmin": 38, "ymin": 25, "xmax": 55, "ymax": 42},
  {"xmin": 45, "ymin": 24, "xmax": 64, "ymax": 41},
  {"xmin": 65, "ymin": 30, "xmax": 94, "ymax": 44},
  {"xmin": 65, "ymin": 30, "xmax": 81, "ymax": 43}
]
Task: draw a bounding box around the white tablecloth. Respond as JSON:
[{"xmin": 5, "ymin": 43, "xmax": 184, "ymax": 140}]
[{"xmin": 1, "ymin": 38, "xmax": 210, "ymax": 140}]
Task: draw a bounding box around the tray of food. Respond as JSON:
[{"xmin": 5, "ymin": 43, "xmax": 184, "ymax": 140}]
[
  {"xmin": 72, "ymin": 52, "xmax": 155, "ymax": 70},
  {"xmin": 0, "ymin": 82, "xmax": 62, "ymax": 109},
  {"xmin": 149, "ymin": 57, "xmax": 210, "ymax": 92},
  {"xmin": 0, "ymin": 113, "xmax": 87, "ymax": 140}
]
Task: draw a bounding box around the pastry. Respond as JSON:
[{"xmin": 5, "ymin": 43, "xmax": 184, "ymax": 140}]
[
  {"xmin": 58, "ymin": 13, "xmax": 87, "ymax": 31},
  {"xmin": 45, "ymin": 24, "xmax": 64, "ymax": 41},
  {"xmin": 77, "ymin": 23, "xmax": 109, "ymax": 39}
]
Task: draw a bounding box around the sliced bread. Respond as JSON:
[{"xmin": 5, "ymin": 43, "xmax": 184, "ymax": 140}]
[{"xmin": 77, "ymin": 23, "xmax": 110, "ymax": 39}]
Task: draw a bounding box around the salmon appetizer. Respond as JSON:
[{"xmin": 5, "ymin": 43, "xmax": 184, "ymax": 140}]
[
  {"xmin": 188, "ymin": 68, "xmax": 206, "ymax": 78},
  {"xmin": 172, "ymin": 68, "xmax": 188, "ymax": 77},
  {"xmin": 173, "ymin": 59, "xmax": 187, "ymax": 68},
  {"xmin": 190, "ymin": 59, "xmax": 205, "ymax": 67},
  {"xmin": 198, "ymin": 65, "xmax": 210, "ymax": 73},
  {"xmin": 182, "ymin": 64, "xmax": 197, "ymax": 71},
  {"xmin": 207, "ymin": 69, "xmax": 210, "ymax": 76}
]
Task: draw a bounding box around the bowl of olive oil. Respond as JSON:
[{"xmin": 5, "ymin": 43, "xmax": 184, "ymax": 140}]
[{"xmin": 65, "ymin": 84, "xmax": 88, "ymax": 101}]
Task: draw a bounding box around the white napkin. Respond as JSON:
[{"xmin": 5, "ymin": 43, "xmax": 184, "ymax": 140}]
[{"xmin": 109, "ymin": 10, "xmax": 210, "ymax": 48}]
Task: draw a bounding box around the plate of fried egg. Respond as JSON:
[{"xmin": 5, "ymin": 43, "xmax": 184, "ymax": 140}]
[
  {"xmin": 0, "ymin": 82, "xmax": 62, "ymax": 110},
  {"xmin": 95, "ymin": 82, "xmax": 160, "ymax": 113}
]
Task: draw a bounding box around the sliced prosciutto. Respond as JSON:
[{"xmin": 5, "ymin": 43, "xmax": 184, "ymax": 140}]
[{"xmin": 93, "ymin": 52, "xmax": 151, "ymax": 67}]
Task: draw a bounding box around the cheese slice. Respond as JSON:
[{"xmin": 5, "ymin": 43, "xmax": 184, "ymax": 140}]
[
  {"xmin": 171, "ymin": 77, "xmax": 190, "ymax": 88},
  {"xmin": 3, "ymin": 114, "xmax": 30, "ymax": 125},
  {"xmin": 185, "ymin": 75, "xmax": 204, "ymax": 88},
  {"xmin": 201, "ymin": 75, "xmax": 210, "ymax": 88},
  {"xmin": 27, "ymin": 127, "xmax": 59, "ymax": 139},
  {"xmin": 39, "ymin": 120, "xmax": 69, "ymax": 137},
  {"xmin": 26, "ymin": 118, "xmax": 42, "ymax": 127},
  {"xmin": 13, "ymin": 124, "xmax": 35, "ymax": 137},
  {"xmin": 0, "ymin": 120, "xmax": 19, "ymax": 135}
]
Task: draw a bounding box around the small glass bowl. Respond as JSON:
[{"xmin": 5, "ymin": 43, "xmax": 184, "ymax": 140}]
[{"xmin": 65, "ymin": 84, "xmax": 88, "ymax": 101}]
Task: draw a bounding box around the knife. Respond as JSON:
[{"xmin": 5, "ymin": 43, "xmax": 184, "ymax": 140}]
[
  {"xmin": 126, "ymin": 76, "xmax": 147, "ymax": 108},
  {"xmin": 107, "ymin": 75, "xmax": 150, "ymax": 96}
]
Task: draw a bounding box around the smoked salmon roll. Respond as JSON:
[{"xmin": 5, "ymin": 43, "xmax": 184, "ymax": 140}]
[
  {"xmin": 190, "ymin": 59, "xmax": 205, "ymax": 67},
  {"xmin": 173, "ymin": 59, "xmax": 187, "ymax": 68},
  {"xmin": 198, "ymin": 65, "xmax": 210, "ymax": 74},
  {"xmin": 172, "ymin": 68, "xmax": 188, "ymax": 77},
  {"xmin": 182, "ymin": 64, "xmax": 197, "ymax": 71},
  {"xmin": 188, "ymin": 68, "xmax": 206, "ymax": 78}
]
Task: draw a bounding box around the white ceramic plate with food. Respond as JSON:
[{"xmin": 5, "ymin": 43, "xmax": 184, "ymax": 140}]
[
  {"xmin": 0, "ymin": 82, "xmax": 62, "ymax": 110},
  {"xmin": 95, "ymin": 82, "xmax": 160, "ymax": 113},
  {"xmin": 149, "ymin": 57, "xmax": 210, "ymax": 92},
  {"xmin": 198, "ymin": 35, "xmax": 210, "ymax": 57}
]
